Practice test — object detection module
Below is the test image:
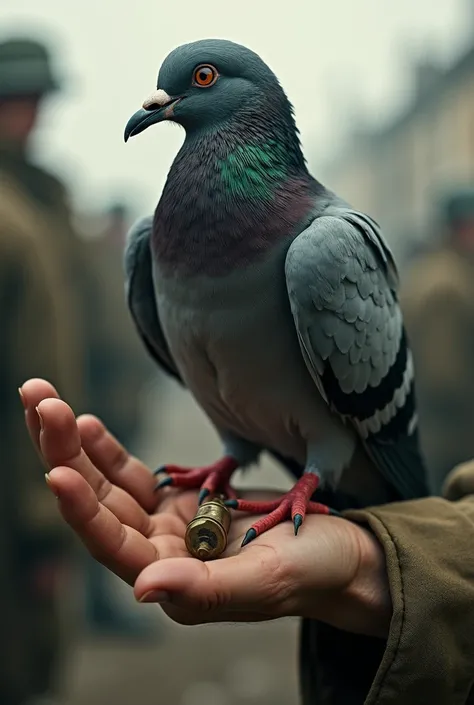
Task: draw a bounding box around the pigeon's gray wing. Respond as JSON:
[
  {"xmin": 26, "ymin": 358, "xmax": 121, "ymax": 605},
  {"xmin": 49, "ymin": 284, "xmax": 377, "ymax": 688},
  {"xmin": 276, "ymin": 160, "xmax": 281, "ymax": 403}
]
[
  {"xmin": 124, "ymin": 216, "xmax": 183, "ymax": 385},
  {"xmin": 285, "ymin": 211, "xmax": 428, "ymax": 500}
]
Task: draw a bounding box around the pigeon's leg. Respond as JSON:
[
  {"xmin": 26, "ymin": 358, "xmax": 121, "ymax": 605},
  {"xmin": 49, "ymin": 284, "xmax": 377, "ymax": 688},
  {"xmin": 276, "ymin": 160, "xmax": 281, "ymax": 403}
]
[
  {"xmin": 225, "ymin": 472, "xmax": 340, "ymax": 547},
  {"xmin": 154, "ymin": 438, "xmax": 261, "ymax": 505}
]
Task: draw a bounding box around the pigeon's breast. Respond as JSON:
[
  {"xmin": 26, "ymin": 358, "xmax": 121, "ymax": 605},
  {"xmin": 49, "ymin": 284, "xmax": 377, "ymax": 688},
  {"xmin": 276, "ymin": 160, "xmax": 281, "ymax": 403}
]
[
  {"xmin": 152, "ymin": 170, "xmax": 317, "ymax": 278},
  {"xmin": 153, "ymin": 243, "xmax": 351, "ymax": 464}
]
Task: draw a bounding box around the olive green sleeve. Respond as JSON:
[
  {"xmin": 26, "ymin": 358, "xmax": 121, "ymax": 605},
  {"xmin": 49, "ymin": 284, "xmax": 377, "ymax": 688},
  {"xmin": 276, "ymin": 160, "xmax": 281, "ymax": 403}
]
[{"xmin": 344, "ymin": 475, "xmax": 474, "ymax": 705}]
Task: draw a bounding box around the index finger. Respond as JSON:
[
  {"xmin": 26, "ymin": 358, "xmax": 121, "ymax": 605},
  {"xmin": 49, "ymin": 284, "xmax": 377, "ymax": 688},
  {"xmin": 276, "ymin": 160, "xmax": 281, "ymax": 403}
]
[
  {"xmin": 21, "ymin": 378, "xmax": 157, "ymax": 517},
  {"xmin": 20, "ymin": 378, "xmax": 60, "ymax": 450},
  {"xmin": 48, "ymin": 466, "xmax": 158, "ymax": 585},
  {"xmin": 37, "ymin": 398, "xmax": 152, "ymax": 537},
  {"xmin": 77, "ymin": 414, "xmax": 157, "ymax": 514}
]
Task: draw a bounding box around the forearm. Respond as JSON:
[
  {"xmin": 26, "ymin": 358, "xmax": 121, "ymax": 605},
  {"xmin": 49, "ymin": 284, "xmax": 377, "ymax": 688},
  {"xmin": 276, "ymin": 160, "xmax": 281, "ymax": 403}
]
[
  {"xmin": 305, "ymin": 493, "xmax": 474, "ymax": 705},
  {"xmin": 343, "ymin": 495, "xmax": 474, "ymax": 703}
]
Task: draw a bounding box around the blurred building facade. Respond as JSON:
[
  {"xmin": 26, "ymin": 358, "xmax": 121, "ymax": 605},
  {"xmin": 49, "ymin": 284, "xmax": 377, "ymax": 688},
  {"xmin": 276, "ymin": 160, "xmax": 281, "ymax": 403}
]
[{"xmin": 323, "ymin": 41, "xmax": 474, "ymax": 263}]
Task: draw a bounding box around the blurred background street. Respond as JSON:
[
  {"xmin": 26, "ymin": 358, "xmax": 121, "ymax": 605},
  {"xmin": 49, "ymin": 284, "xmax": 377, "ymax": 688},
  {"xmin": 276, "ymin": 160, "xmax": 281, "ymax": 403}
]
[{"xmin": 2, "ymin": 0, "xmax": 474, "ymax": 703}]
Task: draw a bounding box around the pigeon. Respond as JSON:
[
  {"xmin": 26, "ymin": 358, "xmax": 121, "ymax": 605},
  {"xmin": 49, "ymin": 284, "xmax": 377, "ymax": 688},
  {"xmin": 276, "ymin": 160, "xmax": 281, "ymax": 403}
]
[{"xmin": 124, "ymin": 39, "xmax": 428, "ymax": 547}]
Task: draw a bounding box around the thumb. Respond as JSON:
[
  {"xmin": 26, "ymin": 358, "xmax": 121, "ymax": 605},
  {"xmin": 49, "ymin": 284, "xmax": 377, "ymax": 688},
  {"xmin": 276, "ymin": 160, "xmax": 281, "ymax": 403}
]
[{"xmin": 134, "ymin": 549, "xmax": 290, "ymax": 617}]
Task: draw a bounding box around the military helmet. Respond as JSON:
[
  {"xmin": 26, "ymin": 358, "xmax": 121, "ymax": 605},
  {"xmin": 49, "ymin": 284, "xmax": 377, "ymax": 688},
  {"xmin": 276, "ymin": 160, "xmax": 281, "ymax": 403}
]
[{"xmin": 0, "ymin": 37, "xmax": 60, "ymax": 99}]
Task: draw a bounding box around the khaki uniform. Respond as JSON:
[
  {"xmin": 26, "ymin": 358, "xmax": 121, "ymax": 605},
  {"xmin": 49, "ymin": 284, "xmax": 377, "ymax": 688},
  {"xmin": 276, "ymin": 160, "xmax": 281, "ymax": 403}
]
[
  {"xmin": 0, "ymin": 144, "xmax": 85, "ymax": 704},
  {"xmin": 400, "ymin": 247, "xmax": 474, "ymax": 493},
  {"xmin": 301, "ymin": 460, "xmax": 474, "ymax": 704}
]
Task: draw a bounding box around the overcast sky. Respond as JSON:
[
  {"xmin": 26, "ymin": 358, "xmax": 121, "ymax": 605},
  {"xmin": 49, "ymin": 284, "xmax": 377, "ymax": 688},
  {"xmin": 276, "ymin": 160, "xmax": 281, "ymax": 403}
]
[{"xmin": 0, "ymin": 0, "xmax": 470, "ymax": 214}]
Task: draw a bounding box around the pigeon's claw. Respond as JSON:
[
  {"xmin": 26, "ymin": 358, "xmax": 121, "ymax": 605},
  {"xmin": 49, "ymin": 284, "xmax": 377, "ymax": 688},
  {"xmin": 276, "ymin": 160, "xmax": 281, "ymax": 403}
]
[
  {"xmin": 225, "ymin": 474, "xmax": 340, "ymax": 546},
  {"xmin": 153, "ymin": 455, "xmax": 239, "ymax": 501}
]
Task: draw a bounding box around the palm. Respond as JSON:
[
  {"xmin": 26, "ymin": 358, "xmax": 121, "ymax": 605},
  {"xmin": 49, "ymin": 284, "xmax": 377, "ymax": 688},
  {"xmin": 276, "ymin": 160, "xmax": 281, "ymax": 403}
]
[
  {"xmin": 21, "ymin": 378, "xmax": 363, "ymax": 624},
  {"xmin": 134, "ymin": 484, "xmax": 363, "ymax": 628},
  {"xmin": 148, "ymin": 488, "xmax": 285, "ymax": 560},
  {"xmin": 147, "ymin": 487, "xmax": 358, "ymax": 591}
]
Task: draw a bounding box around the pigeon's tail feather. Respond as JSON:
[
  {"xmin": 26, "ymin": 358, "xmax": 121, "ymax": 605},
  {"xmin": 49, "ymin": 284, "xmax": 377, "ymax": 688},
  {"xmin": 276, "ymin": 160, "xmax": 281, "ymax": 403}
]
[{"xmin": 366, "ymin": 430, "xmax": 429, "ymax": 501}]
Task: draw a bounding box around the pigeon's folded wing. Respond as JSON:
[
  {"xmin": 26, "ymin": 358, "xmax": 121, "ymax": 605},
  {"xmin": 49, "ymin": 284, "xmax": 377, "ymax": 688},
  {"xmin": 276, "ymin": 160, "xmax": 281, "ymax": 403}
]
[
  {"xmin": 285, "ymin": 212, "xmax": 428, "ymax": 500},
  {"xmin": 124, "ymin": 216, "xmax": 183, "ymax": 385}
]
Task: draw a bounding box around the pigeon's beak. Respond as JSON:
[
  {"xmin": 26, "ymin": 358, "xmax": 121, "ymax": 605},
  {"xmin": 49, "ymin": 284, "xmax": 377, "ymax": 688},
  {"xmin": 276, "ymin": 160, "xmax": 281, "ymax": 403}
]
[{"xmin": 124, "ymin": 89, "xmax": 181, "ymax": 142}]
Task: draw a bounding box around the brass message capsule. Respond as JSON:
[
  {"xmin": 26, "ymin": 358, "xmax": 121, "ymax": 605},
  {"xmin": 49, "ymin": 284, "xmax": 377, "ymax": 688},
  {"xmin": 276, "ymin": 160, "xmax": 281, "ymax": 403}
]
[{"xmin": 185, "ymin": 496, "xmax": 231, "ymax": 561}]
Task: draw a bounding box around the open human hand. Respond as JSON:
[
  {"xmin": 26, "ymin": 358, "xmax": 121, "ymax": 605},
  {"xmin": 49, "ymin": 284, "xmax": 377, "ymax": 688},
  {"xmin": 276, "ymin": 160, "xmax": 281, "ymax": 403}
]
[{"xmin": 20, "ymin": 378, "xmax": 391, "ymax": 636}]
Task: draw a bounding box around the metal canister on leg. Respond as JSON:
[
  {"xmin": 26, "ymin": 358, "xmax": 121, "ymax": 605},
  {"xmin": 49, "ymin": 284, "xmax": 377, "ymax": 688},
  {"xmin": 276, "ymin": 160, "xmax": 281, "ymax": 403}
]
[{"xmin": 185, "ymin": 495, "xmax": 231, "ymax": 561}]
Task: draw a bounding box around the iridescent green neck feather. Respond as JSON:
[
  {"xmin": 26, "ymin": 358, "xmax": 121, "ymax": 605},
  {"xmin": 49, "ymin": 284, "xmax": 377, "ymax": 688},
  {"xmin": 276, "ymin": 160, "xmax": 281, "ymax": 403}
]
[
  {"xmin": 152, "ymin": 96, "xmax": 325, "ymax": 276},
  {"xmin": 220, "ymin": 140, "xmax": 293, "ymax": 201}
]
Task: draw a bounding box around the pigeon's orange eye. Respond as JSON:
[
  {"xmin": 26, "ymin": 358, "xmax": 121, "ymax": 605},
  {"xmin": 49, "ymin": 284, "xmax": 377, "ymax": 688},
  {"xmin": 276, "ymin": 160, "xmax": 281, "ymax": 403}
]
[{"xmin": 193, "ymin": 64, "xmax": 218, "ymax": 88}]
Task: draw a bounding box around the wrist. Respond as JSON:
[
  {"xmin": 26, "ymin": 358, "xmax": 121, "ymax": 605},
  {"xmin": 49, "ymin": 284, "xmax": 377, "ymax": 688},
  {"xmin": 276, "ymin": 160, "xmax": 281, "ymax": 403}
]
[
  {"xmin": 285, "ymin": 517, "xmax": 392, "ymax": 637},
  {"xmin": 340, "ymin": 523, "xmax": 392, "ymax": 638}
]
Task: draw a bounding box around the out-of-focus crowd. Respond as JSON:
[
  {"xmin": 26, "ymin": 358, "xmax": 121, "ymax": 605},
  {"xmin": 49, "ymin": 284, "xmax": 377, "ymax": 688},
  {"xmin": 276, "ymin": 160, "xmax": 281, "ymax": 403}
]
[
  {"xmin": 0, "ymin": 36, "xmax": 156, "ymax": 705},
  {"xmin": 402, "ymin": 189, "xmax": 474, "ymax": 495},
  {"xmin": 2, "ymin": 30, "xmax": 474, "ymax": 705}
]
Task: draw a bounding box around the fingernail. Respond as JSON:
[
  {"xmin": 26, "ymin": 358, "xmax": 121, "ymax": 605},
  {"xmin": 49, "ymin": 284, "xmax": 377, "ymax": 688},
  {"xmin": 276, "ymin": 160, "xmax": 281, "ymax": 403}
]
[
  {"xmin": 18, "ymin": 387, "xmax": 26, "ymax": 409},
  {"xmin": 36, "ymin": 406, "xmax": 44, "ymax": 431},
  {"xmin": 138, "ymin": 590, "xmax": 170, "ymax": 604},
  {"xmin": 44, "ymin": 473, "xmax": 59, "ymax": 498}
]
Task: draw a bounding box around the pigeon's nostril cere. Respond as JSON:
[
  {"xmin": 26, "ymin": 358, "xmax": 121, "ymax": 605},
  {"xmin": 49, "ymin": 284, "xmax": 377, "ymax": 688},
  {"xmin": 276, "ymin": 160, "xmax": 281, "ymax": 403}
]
[{"xmin": 145, "ymin": 102, "xmax": 161, "ymax": 111}]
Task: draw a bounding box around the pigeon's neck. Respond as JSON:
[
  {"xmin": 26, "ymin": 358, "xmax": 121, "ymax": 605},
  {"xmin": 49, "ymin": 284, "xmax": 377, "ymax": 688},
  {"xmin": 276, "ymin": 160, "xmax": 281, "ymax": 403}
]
[{"xmin": 152, "ymin": 114, "xmax": 323, "ymax": 277}]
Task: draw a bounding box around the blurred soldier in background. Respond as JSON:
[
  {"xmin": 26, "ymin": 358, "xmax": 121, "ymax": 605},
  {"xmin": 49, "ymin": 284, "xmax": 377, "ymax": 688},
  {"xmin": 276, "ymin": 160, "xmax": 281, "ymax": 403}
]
[
  {"xmin": 84, "ymin": 201, "xmax": 155, "ymax": 452},
  {"xmin": 80, "ymin": 201, "xmax": 157, "ymax": 637},
  {"xmin": 402, "ymin": 188, "xmax": 474, "ymax": 494},
  {"xmin": 0, "ymin": 36, "xmax": 86, "ymax": 704}
]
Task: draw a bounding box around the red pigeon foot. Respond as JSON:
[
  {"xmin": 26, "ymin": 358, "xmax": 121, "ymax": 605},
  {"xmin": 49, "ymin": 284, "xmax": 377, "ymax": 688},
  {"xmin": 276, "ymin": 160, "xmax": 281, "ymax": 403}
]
[
  {"xmin": 154, "ymin": 455, "xmax": 239, "ymax": 504},
  {"xmin": 225, "ymin": 473, "xmax": 340, "ymax": 546}
]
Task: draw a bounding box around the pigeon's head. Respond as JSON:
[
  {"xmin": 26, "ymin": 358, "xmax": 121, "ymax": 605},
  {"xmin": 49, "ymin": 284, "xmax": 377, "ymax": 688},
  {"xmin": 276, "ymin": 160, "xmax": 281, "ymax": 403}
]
[{"xmin": 124, "ymin": 38, "xmax": 289, "ymax": 140}]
